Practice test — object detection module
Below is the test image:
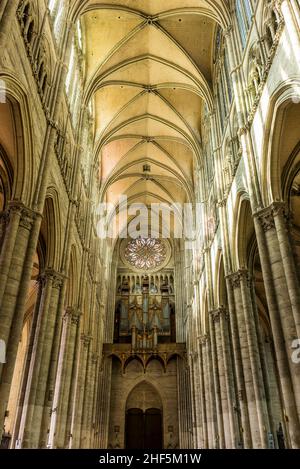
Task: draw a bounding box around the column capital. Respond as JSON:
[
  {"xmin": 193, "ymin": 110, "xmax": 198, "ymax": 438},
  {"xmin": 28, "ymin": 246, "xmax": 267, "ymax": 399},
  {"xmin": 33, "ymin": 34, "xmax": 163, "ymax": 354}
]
[
  {"xmin": 209, "ymin": 306, "xmax": 229, "ymax": 322},
  {"xmin": 39, "ymin": 268, "xmax": 64, "ymax": 289},
  {"xmin": 71, "ymin": 308, "xmax": 81, "ymax": 325},
  {"xmin": 223, "ymin": 25, "xmax": 233, "ymax": 38},
  {"xmin": 226, "ymin": 269, "xmax": 250, "ymax": 288},
  {"xmin": 91, "ymin": 353, "xmax": 99, "ymax": 364},
  {"xmin": 8, "ymin": 201, "xmax": 39, "ymax": 230},
  {"xmin": 81, "ymin": 334, "xmax": 92, "ymax": 348},
  {"xmin": 238, "ymin": 124, "xmax": 250, "ymax": 137},
  {"xmin": 254, "ymin": 201, "xmax": 288, "ymax": 232},
  {"xmin": 199, "ymin": 334, "xmax": 209, "ymax": 346},
  {"xmin": 217, "ymin": 197, "xmax": 227, "ymax": 208},
  {"xmin": 52, "ymin": 271, "xmax": 65, "ymax": 289},
  {"xmin": 63, "ymin": 306, "xmax": 74, "ymax": 320}
]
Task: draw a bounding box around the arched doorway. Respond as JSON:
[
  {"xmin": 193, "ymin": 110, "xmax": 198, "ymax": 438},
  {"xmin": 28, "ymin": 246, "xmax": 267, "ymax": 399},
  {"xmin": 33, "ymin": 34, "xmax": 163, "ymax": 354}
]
[
  {"xmin": 126, "ymin": 408, "xmax": 163, "ymax": 449},
  {"xmin": 125, "ymin": 382, "xmax": 163, "ymax": 449}
]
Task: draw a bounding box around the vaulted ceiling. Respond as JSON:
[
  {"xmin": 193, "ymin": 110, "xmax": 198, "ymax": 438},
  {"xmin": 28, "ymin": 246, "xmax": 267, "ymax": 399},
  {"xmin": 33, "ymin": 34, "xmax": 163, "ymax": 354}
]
[{"xmin": 77, "ymin": 1, "xmax": 227, "ymax": 214}]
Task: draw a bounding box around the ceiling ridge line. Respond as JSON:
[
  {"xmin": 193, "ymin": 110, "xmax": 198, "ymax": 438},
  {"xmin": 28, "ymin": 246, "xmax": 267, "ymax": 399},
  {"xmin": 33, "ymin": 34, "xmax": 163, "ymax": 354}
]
[
  {"xmin": 152, "ymin": 90, "xmax": 202, "ymax": 148},
  {"xmin": 96, "ymin": 87, "xmax": 200, "ymax": 146},
  {"xmin": 86, "ymin": 54, "xmax": 208, "ymax": 102},
  {"xmin": 99, "ymin": 139, "xmax": 191, "ymax": 190},
  {"xmin": 103, "ymin": 156, "xmax": 191, "ymax": 187},
  {"xmin": 100, "ymin": 159, "xmax": 193, "ymax": 202},
  {"xmin": 97, "ymin": 113, "xmax": 201, "ymax": 164}
]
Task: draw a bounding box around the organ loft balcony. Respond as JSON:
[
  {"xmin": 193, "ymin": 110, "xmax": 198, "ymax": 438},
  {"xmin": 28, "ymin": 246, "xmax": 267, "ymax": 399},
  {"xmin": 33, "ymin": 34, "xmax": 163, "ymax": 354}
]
[{"xmin": 103, "ymin": 271, "xmax": 186, "ymax": 374}]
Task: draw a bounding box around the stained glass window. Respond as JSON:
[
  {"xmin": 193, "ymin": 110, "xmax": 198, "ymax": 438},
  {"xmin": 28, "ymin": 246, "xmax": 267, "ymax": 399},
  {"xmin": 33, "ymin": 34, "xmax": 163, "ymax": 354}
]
[
  {"xmin": 236, "ymin": 0, "xmax": 253, "ymax": 49},
  {"xmin": 124, "ymin": 238, "xmax": 167, "ymax": 271}
]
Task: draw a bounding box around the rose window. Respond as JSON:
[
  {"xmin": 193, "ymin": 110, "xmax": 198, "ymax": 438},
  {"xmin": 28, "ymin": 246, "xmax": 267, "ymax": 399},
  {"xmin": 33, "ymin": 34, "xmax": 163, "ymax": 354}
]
[{"xmin": 124, "ymin": 238, "xmax": 167, "ymax": 271}]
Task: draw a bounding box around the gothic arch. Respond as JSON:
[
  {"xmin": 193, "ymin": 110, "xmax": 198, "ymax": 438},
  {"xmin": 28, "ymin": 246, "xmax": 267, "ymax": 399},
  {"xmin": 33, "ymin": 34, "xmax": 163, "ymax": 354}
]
[
  {"xmin": 232, "ymin": 192, "xmax": 253, "ymax": 271},
  {"xmin": 200, "ymin": 288, "xmax": 209, "ymax": 335},
  {"xmin": 125, "ymin": 380, "xmax": 163, "ymax": 411},
  {"xmin": 65, "ymin": 245, "xmax": 79, "ymax": 307},
  {"xmin": 0, "ymin": 145, "xmax": 13, "ymax": 211},
  {"xmin": 215, "ymin": 252, "xmax": 227, "ymax": 308},
  {"xmin": 0, "ymin": 72, "xmax": 34, "ymax": 204},
  {"xmin": 41, "ymin": 192, "xmax": 63, "ymax": 270},
  {"xmin": 261, "ymin": 81, "xmax": 300, "ymax": 206}
]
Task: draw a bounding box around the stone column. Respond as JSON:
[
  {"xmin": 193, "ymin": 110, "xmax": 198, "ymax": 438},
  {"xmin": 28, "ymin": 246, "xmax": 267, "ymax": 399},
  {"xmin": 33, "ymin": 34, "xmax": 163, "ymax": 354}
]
[
  {"xmin": 219, "ymin": 307, "xmax": 239, "ymax": 448},
  {"xmin": 177, "ymin": 357, "xmax": 187, "ymax": 448},
  {"xmin": 197, "ymin": 337, "xmax": 208, "ymax": 448},
  {"xmin": 0, "ymin": 204, "xmax": 36, "ymax": 349},
  {"xmin": 190, "ymin": 352, "xmax": 203, "ymax": 448},
  {"xmin": 228, "ymin": 271, "xmax": 268, "ymax": 448},
  {"xmin": 0, "ymin": 204, "xmax": 23, "ymax": 307},
  {"xmin": 225, "ymin": 277, "xmax": 252, "ymax": 448},
  {"xmin": 91, "ymin": 353, "xmax": 101, "ymax": 449},
  {"xmin": 213, "ymin": 308, "xmax": 233, "ymax": 448},
  {"xmin": 87, "ymin": 354, "xmax": 99, "ymax": 449},
  {"xmin": 70, "ymin": 334, "xmax": 90, "ymax": 448},
  {"xmin": 255, "ymin": 206, "xmax": 300, "ymax": 407},
  {"xmin": 54, "ymin": 308, "xmax": 81, "ymax": 448},
  {"xmin": 80, "ymin": 352, "xmax": 98, "ymax": 448},
  {"xmin": 39, "ymin": 277, "xmax": 68, "ymax": 448},
  {"xmin": 201, "ymin": 334, "xmax": 217, "ymax": 448},
  {"xmin": 63, "ymin": 310, "xmax": 82, "ymax": 449},
  {"xmin": 97, "ymin": 357, "xmax": 112, "ymax": 448},
  {"xmin": 238, "ymin": 270, "xmax": 270, "ymax": 447},
  {"xmin": 16, "ymin": 269, "xmax": 53, "ymax": 444},
  {"xmin": 45, "ymin": 307, "xmax": 71, "ymax": 448},
  {"xmin": 0, "ymin": 204, "xmax": 37, "ymax": 429},
  {"xmin": 254, "ymin": 208, "xmax": 300, "ymax": 448},
  {"xmin": 10, "ymin": 274, "xmax": 43, "ymax": 448},
  {"xmin": 209, "ymin": 311, "xmax": 225, "ymax": 448},
  {"xmin": 272, "ymin": 203, "xmax": 300, "ymax": 338},
  {"xmin": 20, "ymin": 270, "xmax": 63, "ymax": 448}
]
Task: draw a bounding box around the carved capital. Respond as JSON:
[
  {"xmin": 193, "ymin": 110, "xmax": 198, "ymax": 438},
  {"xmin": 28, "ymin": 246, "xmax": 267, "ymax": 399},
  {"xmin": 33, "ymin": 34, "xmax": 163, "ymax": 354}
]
[
  {"xmin": 223, "ymin": 25, "xmax": 233, "ymax": 38},
  {"xmin": 81, "ymin": 334, "xmax": 92, "ymax": 348},
  {"xmin": 8, "ymin": 201, "xmax": 35, "ymax": 230},
  {"xmin": 209, "ymin": 306, "xmax": 228, "ymax": 322},
  {"xmin": 217, "ymin": 198, "xmax": 227, "ymax": 208},
  {"xmin": 271, "ymin": 201, "xmax": 288, "ymax": 220},
  {"xmin": 40, "ymin": 269, "xmax": 64, "ymax": 289},
  {"xmin": 209, "ymin": 308, "xmax": 221, "ymax": 323},
  {"xmin": 199, "ymin": 334, "xmax": 208, "ymax": 346},
  {"xmin": 227, "ymin": 271, "xmax": 240, "ymax": 289},
  {"xmin": 227, "ymin": 269, "xmax": 250, "ymax": 289},
  {"xmin": 91, "ymin": 353, "xmax": 99, "ymax": 365},
  {"xmin": 238, "ymin": 124, "xmax": 249, "ymax": 137},
  {"xmin": 52, "ymin": 272, "xmax": 64, "ymax": 290},
  {"xmin": 63, "ymin": 306, "xmax": 74, "ymax": 320},
  {"xmin": 39, "ymin": 269, "xmax": 54, "ymax": 286},
  {"xmin": 255, "ymin": 205, "xmax": 275, "ymax": 232},
  {"xmin": 71, "ymin": 308, "xmax": 81, "ymax": 325},
  {"xmin": 254, "ymin": 202, "xmax": 288, "ymax": 232}
]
